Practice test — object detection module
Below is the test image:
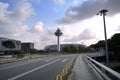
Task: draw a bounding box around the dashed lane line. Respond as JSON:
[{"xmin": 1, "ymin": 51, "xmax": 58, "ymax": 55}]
[{"xmin": 62, "ymin": 58, "xmax": 68, "ymax": 62}]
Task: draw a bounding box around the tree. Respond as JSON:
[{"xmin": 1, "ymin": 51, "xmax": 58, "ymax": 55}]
[
  {"xmin": 4, "ymin": 50, "xmax": 25, "ymax": 55},
  {"xmin": 109, "ymin": 33, "xmax": 120, "ymax": 60},
  {"xmin": 61, "ymin": 45, "xmax": 77, "ymax": 53},
  {"xmin": 89, "ymin": 40, "xmax": 105, "ymax": 51},
  {"xmin": 61, "ymin": 45, "xmax": 90, "ymax": 53},
  {"xmin": 89, "ymin": 33, "xmax": 120, "ymax": 60},
  {"xmin": 30, "ymin": 49, "xmax": 38, "ymax": 53},
  {"xmin": 78, "ymin": 45, "xmax": 90, "ymax": 52}
]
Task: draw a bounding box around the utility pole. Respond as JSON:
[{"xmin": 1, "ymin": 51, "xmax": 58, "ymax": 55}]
[
  {"xmin": 55, "ymin": 28, "xmax": 62, "ymax": 52},
  {"xmin": 97, "ymin": 9, "xmax": 109, "ymax": 64}
]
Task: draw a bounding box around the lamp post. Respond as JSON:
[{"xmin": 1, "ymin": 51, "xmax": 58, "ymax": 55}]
[
  {"xmin": 97, "ymin": 9, "xmax": 109, "ymax": 64},
  {"xmin": 55, "ymin": 28, "xmax": 62, "ymax": 52}
]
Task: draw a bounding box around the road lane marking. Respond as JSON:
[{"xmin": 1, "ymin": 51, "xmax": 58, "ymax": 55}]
[
  {"xmin": 62, "ymin": 58, "xmax": 68, "ymax": 62},
  {"xmin": 0, "ymin": 62, "xmax": 33, "ymax": 71},
  {"xmin": 8, "ymin": 58, "xmax": 61, "ymax": 80},
  {"xmin": 0, "ymin": 58, "xmax": 43, "ymax": 70}
]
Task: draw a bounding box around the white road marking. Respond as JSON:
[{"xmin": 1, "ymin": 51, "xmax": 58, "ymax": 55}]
[
  {"xmin": 0, "ymin": 59, "xmax": 43, "ymax": 70},
  {"xmin": 0, "ymin": 62, "xmax": 33, "ymax": 71},
  {"xmin": 8, "ymin": 58, "xmax": 61, "ymax": 80},
  {"xmin": 62, "ymin": 58, "xmax": 68, "ymax": 62}
]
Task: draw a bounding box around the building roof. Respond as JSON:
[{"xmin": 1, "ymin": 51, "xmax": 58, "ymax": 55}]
[{"xmin": 0, "ymin": 37, "xmax": 20, "ymax": 41}]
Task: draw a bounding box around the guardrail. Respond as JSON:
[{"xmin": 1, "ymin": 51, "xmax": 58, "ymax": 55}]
[
  {"xmin": 84, "ymin": 55, "xmax": 120, "ymax": 80},
  {"xmin": 56, "ymin": 57, "xmax": 77, "ymax": 80}
]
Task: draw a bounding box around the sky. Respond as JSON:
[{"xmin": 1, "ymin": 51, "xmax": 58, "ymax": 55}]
[{"xmin": 0, "ymin": 0, "xmax": 120, "ymax": 49}]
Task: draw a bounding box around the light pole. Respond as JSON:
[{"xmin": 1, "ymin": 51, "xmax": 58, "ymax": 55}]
[
  {"xmin": 97, "ymin": 9, "xmax": 109, "ymax": 64},
  {"xmin": 55, "ymin": 28, "xmax": 63, "ymax": 52}
]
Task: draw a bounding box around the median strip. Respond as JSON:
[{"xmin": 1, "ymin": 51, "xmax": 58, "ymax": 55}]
[{"xmin": 56, "ymin": 57, "xmax": 77, "ymax": 80}]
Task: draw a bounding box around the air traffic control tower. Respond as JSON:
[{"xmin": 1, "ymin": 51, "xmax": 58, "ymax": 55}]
[{"xmin": 55, "ymin": 28, "xmax": 62, "ymax": 52}]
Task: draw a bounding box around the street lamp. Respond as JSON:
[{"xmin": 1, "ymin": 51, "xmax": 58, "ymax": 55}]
[
  {"xmin": 97, "ymin": 9, "xmax": 109, "ymax": 64},
  {"xmin": 55, "ymin": 28, "xmax": 63, "ymax": 52}
]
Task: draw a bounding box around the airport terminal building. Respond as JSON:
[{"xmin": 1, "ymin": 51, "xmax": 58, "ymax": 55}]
[
  {"xmin": 0, "ymin": 37, "xmax": 21, "ymax": 51},
  {"xmin": 44, "ymin": 44, "xmax": 85, "ymax": 51}
]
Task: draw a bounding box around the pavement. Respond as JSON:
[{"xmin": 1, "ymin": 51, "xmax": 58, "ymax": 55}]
[
  {"xmin": 0, "ymin": 54, "xmax": 76, "ymax": 80},
  {"xmin": 71, "ymin": 54, "xmax": 98, "ymax": 80}
]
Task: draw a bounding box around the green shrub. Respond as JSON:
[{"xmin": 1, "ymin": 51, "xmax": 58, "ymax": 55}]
[{"xmin": 4, "ymin": 50, "xmax": 25, "ymax": 55}]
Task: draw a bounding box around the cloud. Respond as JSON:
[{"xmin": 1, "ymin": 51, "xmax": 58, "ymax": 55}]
[
  {"xmin": 17, "ymin": 26, "xmax": 65, "ymax": 49},
  {"xmin": 64, "ymin": 28, "xmax": 96, "ymax": 42},
  {"xmin": 61, "ymin": 26, "xmax": 71, "ymax": 37},
  {"xmin": 57, "ymin": 0, "xmax": 120, "ymax": 24},
  {"xmin": 0, "ymin": 0, "xmax": 70, "ymax": 49},
  {"xmin": 31, "ymin": 26, "xmax": 72, "ymax": 49},
  {"xmin": 2, "ymin": 0, "xmax": 120, "ymax": 49},
  {"xmin": 29, "ymin": 21, "xmax": 43, "ymax": 33},
  {"xmin": 117, "ymin": 26, "xmax": 120, "ymax": 31},
  {"xmin": 0, "ymin": 0, "xmax": 34, "ymax": 37},
  {"xmin": 53, "ymin": 8, "xmax": 59, "ymax": 13},
  {"xmin": 23, "ymin": 25, "xmax": 96, "ymax": 49},
  {"xmin": 78, "ymin": 28, "xmax": 96, "ymax": 40},
  {"xmin": 13, "ymin": 0, "xmax": 34, "ymax": 21},
  {"xmin": 53, "ymin": 0, "xmax": 66, "ymax": 5},
  {"xmin": 32, "ymin": 27, "xmax": 57, "ymax": 49}
]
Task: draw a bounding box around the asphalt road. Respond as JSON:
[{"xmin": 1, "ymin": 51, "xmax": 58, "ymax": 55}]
[{"xmin": 0, "ymin": 54, "xmax": 76, "ymax": 80}]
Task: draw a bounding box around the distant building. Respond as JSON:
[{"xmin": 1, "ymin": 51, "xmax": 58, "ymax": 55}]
[
  {"xmin": 44, "ymin": 44, "xmax": 86, "ymax": 51},
  {"xmin": 0, "ymin": 37, "xmax": 21, "ymax": 51},
  {"xmin": 44, "ymin": 45, "xmax": 57, "ymax": 51},
  {"xmin": 21, "ymin": 43, "xmax": 34, "ymax": 53}
]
